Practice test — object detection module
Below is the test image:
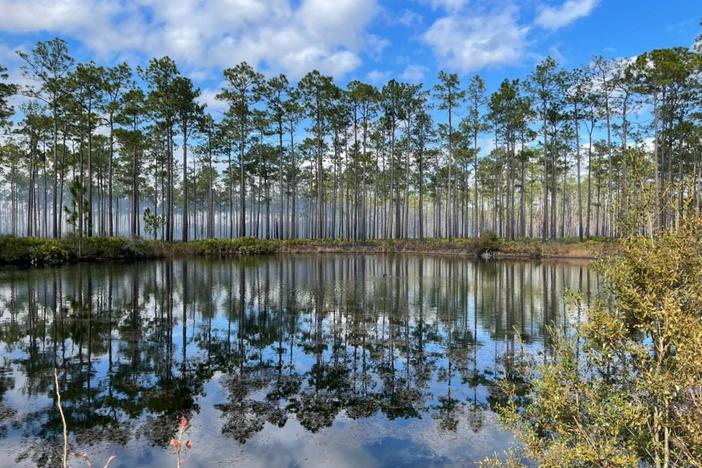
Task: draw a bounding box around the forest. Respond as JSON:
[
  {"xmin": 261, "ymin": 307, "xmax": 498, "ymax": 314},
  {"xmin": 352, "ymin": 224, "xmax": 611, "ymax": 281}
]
[
  {"xmin": 2, "ymin": 23, "xmax": 702, "ymax": 468},
  {"xmin": 0, "ymin": 35, "xmax": 700, "ymax": 243}
]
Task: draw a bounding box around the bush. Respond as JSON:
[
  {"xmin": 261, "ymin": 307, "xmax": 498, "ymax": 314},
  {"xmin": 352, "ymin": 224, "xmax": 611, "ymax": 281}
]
[
  {"xmin": 66, "ymin": 236, "xmax": 166, "ymax": 259},
  {"xmin": 476, "ymin": 230, "xmax": 500, "ymax": 254},
  {"xmin": 0, "ymin": 236, "xmax": 71, "ymax": 265},
  {"xmin": 496, "ymin": 215, "xmax": 702, "ymax": 466},
  {"xmin": 182, "ymin": 237, "xmax": 279, "ymax": 256}
]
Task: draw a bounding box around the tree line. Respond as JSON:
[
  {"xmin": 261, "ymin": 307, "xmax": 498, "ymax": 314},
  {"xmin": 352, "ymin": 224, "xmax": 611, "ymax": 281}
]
[{"xmin": 0, "ymin": 36, "xmax": 700, "ymax": 241}]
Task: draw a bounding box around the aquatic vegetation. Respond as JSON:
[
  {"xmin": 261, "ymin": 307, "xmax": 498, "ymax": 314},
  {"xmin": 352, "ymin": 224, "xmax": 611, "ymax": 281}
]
[
  {"xmin": 169, "ymin": 417, "xmax": 193, "ymax": 468},
  {"xmin": 53, "ymin": 369, "xmax": 116, "ymax": 468}
]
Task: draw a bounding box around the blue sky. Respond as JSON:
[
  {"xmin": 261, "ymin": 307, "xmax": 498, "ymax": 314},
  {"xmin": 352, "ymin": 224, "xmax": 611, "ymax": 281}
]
[{"xmin": 0, "ymin": 0, "xmax": 699, "ymax": 113}]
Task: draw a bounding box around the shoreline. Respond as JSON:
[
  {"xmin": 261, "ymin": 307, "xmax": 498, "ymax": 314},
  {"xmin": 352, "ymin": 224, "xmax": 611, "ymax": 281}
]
[{"xmin": 0, "ymin": 235, "xmax": 616, "ymax": 267}]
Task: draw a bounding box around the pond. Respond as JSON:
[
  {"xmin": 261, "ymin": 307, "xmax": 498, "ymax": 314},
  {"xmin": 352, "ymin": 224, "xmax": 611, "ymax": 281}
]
[{"xmin": 0, "ymin": 255, "xmax": 596, "ymax": 467}]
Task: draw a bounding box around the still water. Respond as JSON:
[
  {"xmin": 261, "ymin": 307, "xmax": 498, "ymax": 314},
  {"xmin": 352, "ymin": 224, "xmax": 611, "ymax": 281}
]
[{"xmin": 0, "ymin": 255, "xmax": 596, "ymax": 467}]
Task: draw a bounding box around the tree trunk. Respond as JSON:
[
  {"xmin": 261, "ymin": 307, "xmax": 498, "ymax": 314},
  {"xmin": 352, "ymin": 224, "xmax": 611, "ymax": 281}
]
[{"xmin": 182, "ymin": 121, "xmax": 189, "ymax": 241}]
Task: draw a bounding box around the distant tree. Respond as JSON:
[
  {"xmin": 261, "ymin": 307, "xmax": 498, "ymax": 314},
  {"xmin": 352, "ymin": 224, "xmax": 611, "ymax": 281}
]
[
  {"xmin": 70, "ymin": 61, "xmax": 105, "ymax": 237},
  {"xmin": 298, "ymin": 70, "xmax": 335, "ymax": 239},
  {"xmin": 140, "ymin": 57, "xmax": 179, "ymax": 240},
  {"xmin": 218, "ymin": 62, "xmax": 264, "ymax": 238},
  {"xmin": 526, "ymin": 57, "xmax": 560, "ymax": 239},
  {"xmin": 265, "ymin": 74, "xmax": 290, "ymax": 239},
  {"xmin": 17, "ymin": 38, "xmax": 74, "ymax": 238},
  {"xmin": 465, "ymin": 75, "xmax": 487, "ymax": 236},
  {"xmin": 172, "ymin": 75, "xmax": 203, "ymax": 241},
  {"xmin": 101, "ymin": 63, "xmax": 132, "ymax": 236},
  {"xmin": 433, "ymin": 71, "xmax": 465, "ymax": 239},
  {"xmin": 115, "ymin": 87, "xmax": 146, "ymax": 238}
]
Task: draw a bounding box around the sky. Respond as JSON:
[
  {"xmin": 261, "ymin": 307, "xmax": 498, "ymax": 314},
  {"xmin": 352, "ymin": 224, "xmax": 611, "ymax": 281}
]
[{"xmin": 0, "ymin": 0, "xmax": 700, "ymax": 114}]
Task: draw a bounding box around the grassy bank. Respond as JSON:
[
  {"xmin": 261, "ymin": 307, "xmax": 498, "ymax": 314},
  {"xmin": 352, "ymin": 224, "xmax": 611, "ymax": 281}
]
[
  {"xmin": 0, "ymin": 234, "xmax": 616, "ymax": 267},
  {"xmin": 277, "ymin": 235, "xmax": 616, "ymax": 259},
  {"xmin": 0, "ymin": 236, "xmax": 169, "ymax": 266}
]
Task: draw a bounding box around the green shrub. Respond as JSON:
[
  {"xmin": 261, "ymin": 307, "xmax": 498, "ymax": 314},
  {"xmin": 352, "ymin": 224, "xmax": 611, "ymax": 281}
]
[
  {"xmin": 476, "ymin": 230, "xmax": 500, "ymax": 254},
  {"xmin": 182, "ymin": 237, "xmax": 279, "ymax": 256},
  {"xmin": 0, "ymin": 236, "xmax": 71, "ymax": 265},
  {"xmin": 530, "ymin": 243, "xmax": 542, "ymax": 258},
  {"xmin": 496, "ymin": 215, "xmax": 702, "ymax": 466}
]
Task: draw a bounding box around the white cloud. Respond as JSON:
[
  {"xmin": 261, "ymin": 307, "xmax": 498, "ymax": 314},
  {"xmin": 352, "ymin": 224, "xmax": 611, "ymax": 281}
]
[
  {"xmin": 0, "ymin": 0, "xmax": 378, "ymax": 78},
  {"xmin": 0, "ymin": 41, "xmax": 18, "ymax": 62},
  {"xmin": 534, "ymin": 0, "xmax": 599, "ymax": 30},
  {"xmin": 526, "ymin": 45, "xmax": 566, "ymax": 66},
  {"xmin": 197, "ymin": 87, "xmax": 228, "ymax": 115},
  {"xmin": 421, "ymin": 0, "xmax": 470, "ymax": 12},
  {"xmin": 366, "ymin": 34, "xmax": 390, "ymax": 60},
  {"xmin": 423, "ymin": 9, "xmax": 528, "ymax": 72},
  {"xmin": 400, "ymin": 64, "xmax": 428, "ymax": 83},
  {"xmin": 0, "ymin": 39, "xmax": 34, "ymax": 111},
  {"xmin": 367, "ymin": 69, "xmax": 390, "ymax": 83},
  {"xmin": 0, "ymin": 0, "xmax": 114, "ymax": 33},
  {"xmin": 397, "ymin": 10, "xmax": 424, "ymax": 28}
]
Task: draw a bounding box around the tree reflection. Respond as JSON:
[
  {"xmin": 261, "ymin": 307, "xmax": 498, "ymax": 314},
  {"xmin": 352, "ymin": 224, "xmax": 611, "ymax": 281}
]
[{"xmin": 0, "ymin": 256, "xmax": 593, "ymax": 465}]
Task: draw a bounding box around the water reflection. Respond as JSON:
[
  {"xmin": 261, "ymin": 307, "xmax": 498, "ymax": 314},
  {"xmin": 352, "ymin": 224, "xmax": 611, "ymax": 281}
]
[{"xmin": 0, "ymin": 255, "xmax": 596, "ymax": 467}]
